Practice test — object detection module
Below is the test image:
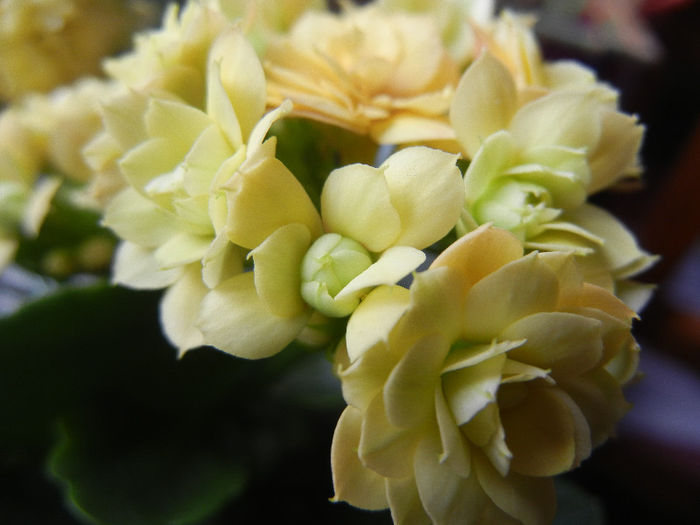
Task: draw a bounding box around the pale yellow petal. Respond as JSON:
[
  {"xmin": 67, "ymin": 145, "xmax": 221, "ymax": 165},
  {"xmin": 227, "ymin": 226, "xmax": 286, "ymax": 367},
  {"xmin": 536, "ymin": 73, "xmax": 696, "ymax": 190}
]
[
  {"xmin": 386, "ymin": 477, "xmax": 432, "ymax": 525},
  {"xmin": 359, "ymin": 395, "xmax": 420, "ymax": 479},
  {"xmin": 112, "ymin": 242, "xmax": 182, "ymax": 289},
  {"xmin": 442, "ymin": 354, "xmax": 506, "ymax": 426},
  {"xmin": 371, "ymin": 114, "xmax": 455, "ymax": 145},
  {"xmin": 432, "ymin": 224, "xmax": 523, "ymax": 294},
  {"xmin": 197, "ymin": 272, "xmax": 309, "ymax": 359},
  {"xmin": 474, "ymin": 451, "xmax": 556, "ymax": 525},
  {"xmin": 463, "ymin": 130, "xmax": 516, "ymax": 205},
  {"xmin": 559, "ymin": 369, "xmax": 631, "ymax": 447},
  {"xmin": 380, "ymin": 146, "xmax": 463, "ymax": 249},
  {"xmin": 449, "ymin": 52, "xmax": 517, "ymax": 159},
  {"xmin": 509, "ymin": 91, "xmax": 601, "ymax": 152},
  {"xmin": 434, "ymin": 385, "xmax": 471, "ymax": 477},
  {"xmin": 336, "ymin": 246, "xmax": 425, "ymax": 301},
  {"xmin": 331, "ymin": 406, "xmax": 389, "ymax": 510},
  {"xmin": 153, "ymin": 231, "xmax": 212, "ymax": 269},
  {"xmin": 321, "ymin": 163, "xmax": 401, "ymax": 253},
  {"xmin": 251, "ymin": 223, "xmax": 311, "ymax": 318},
  {"xmin": 225, "ymin": 156, "xmax": 322, "ymax": 249},
  {"xmin": 201, "ymin": 232, "xmax": 244, "ymax": 289},
  {"xmin": 346, "ymin": 285, "xmax": 411, "ymax": 362},
  {"xmin": 103, "ymin": 187, "xmax": 178, "ymax": 248},
  {"xmin": 161, "ymin": 265, "xmax": 207, "ymax": 354},
  {"xmin": 500, "ymin": 386, "xmax": 591, "ymax": 477},
  {"xmin": 413, "ymin": 427, "xmax": 488, "ymax": 525},
  {"xmin": 384, "ymin": 333, "xmax": 450, "ymax": 429},
  {"xmin": 563, "ymin": 203, "xmax": 657, "ymax": 279},
  {"xmin": 462, "ymin": 253, "xmax": 559, "ymax": 341},
  {"xmin": 503, "ymin": 312, "xmax": 603, "ymax": 379},
  {"xmin": 209, "ymin": 28, "xmax": 266, "ymax": 142},
  {"xmin": 341, "ymin": 340, "xmax": 397, "ymax": 412},
  {"xmin": 22, "ymin": 176, "xmax": 61, "ymax": 236}
]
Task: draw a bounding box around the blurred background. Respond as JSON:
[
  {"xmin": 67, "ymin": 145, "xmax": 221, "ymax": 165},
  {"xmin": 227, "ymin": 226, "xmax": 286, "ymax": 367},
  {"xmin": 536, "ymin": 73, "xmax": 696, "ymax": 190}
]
[{"xmin": 1, "ymin": 0, "xmax": 699, "ymax": 524}]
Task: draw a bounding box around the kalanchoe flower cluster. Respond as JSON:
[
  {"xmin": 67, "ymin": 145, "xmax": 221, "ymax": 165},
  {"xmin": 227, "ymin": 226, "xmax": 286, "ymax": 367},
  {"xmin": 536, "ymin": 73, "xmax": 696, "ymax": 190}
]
[{"xmin": 0, "ymin": 1, "xmax": 657, "ymax": 524}]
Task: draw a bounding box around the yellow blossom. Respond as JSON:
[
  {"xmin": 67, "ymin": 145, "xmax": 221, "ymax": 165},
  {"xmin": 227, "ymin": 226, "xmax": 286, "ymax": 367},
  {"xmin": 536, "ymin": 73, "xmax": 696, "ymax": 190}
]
[
  {"xmin": 450, "ymin": 52, "xmax": 656, "ymax": 307},
  {"xmin": 103, "ymin": 0, "xmax": 230, "ymax": 109},
  {"xmin": 102, "ymin": 27, "xmax": 280, "ymax": 353},
  {"xmin": 217, "ymin": 0, "xmax": 324, "ymax": 54},
  {"xmin": 0, "ymin": 78, "xmax": 119, "ymax": 271},
  {"xmin": 332, "ymin": 224, "xmax": 639, "ymax": 524},
  {"xmin": 264, "ymin": 2, "xmax": 460, "ymax": 144},
  {"xmin": 197, "ymin": 145, "xmax": 464, "ymax": 358},
  {"xmin": 378, "ymin": 0, "xmax": 495, "ymax": 68},
  {"xmin": 0, "ymin": 0, "xmax": 152, "ymax": 101}
]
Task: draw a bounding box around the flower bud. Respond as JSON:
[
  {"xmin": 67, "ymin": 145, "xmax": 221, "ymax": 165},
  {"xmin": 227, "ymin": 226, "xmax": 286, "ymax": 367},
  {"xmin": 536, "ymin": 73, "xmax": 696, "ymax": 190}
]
[{"xmin": 301, "ymin": 233, "xmax": 373, "ymax": 317}]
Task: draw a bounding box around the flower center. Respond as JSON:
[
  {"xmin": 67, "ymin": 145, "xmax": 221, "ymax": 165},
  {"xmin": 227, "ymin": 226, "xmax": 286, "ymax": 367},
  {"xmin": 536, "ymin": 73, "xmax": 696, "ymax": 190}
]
[{"xmin": 300, "ymin": 232, "xmax": 373, "ymax": 317}]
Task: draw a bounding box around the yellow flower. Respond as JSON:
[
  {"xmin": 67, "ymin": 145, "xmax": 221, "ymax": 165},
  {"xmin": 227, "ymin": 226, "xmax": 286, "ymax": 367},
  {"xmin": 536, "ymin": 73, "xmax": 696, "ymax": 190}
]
[
  {"xmin": 378, "ymin": 0, "xmax": 495, "ymax": 69},
  {"xmin": 217, "ymin": 0, "xmax": 324, "ymax": 54},
  {"xmin": 102, "ymin": 27, "xmax": 280, "ymax": 353},
  {"xmin": 103, "ymin": 0, "xmax": 230, "ymax": 109},
  {"xmin": 264, "ymin": 3, "xmax": 460, "ymax": 144},
  {"xmin": 197, "ymin": 146, "xmax": 464, "ymax": 358},
  {"xmin": 332, "ymin": 224, "xmax": 639, "ymax": 524},
  {"xmin": 0, "ymin": 77, "xmax": 119, "ymax": 271},
  {"xmin": 0, "ymin": 0, "xmax": 152, "ymax": 101},
  {"xmin": 450, "ymin": 52, "xmax": 656, "ymax": 307}
]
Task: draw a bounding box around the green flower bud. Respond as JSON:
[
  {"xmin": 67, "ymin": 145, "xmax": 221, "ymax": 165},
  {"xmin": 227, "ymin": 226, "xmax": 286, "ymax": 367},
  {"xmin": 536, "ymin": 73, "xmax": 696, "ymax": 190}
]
[{"xmin": 300, "ymin": 233, "xmax": 373, "ymax": 317}]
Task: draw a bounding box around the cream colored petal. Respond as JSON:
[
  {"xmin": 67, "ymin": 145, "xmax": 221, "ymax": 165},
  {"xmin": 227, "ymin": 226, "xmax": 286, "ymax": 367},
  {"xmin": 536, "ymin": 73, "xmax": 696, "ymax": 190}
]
[
  {"xmin": 503, "ymin": 312, "xmax": 603, "ymax": 379},
  {"xmin": 197, "ymin": 272, "xmax": 309, "ymax": 359},
  {"xmin": 118, "ymin": 137, "xmax": 181, "ymax": 193},
  {"xmin": 103, "ymin": 187, "xmax": 178, "ymax": 248},
  {"xmin": 432, "ymin": 224, "xmax": 523, "ymax": 294},
  {"xmin": 449, "ymin": 52, "xmax": 517, "ymax": 159},
  {"xmin": 442, "ymin": 340, "xmax": 526, "ymax": 374},
  {"xmin": 201, "ymin": 232, "xmax": 244, "ymax": 289},
  {"xmin": 22, "ymin": 176, "xmax": 61, "ymax": 236},
  {"xmin": 209, "ymin": 28, "xmax": 266, "ymax": 142},
  {"xmin": 206, "ymin": 60, "xmax": 243, "ymax": 151},
  {"xmin": 112, "ymin": 242, "xmax": 182, "ymax": 290},
  {"xmin": 359, "ymin": 395, "xmax": 420, "ymax": 479},
  {"xmin": 588, "ymin": 110, "xmax": 644, "ymax": 193},
  {"xmin": 341, "ymin": 340, "xmax": 397, "ymax": 412},
  {"xmin": 614, "ymin": 280, "xmax": 656, "ymax": 314},
  {"xmin": 462, "ymin": 253, "xmax": 559, "ymax": 341},
  {"xmin": 384, "ymin": 333, "xmax": 450, "ymax": 429},
  {"xmin": 413, "ymin": 427, "xmax": 488, "ymax": 525},
  {"xmin": 380, "ymin": 146, "xmax": 463, "ymax": 249},
  {"xmin": 371, "ymin": 114, "xmax": 456, "ymax": 145},
  {"xmin": 386, "ymin": 477, "xmax": 432, "ymax": 525},
  {"xmin": 245, "ymin": 100, "xmax": 293, "ymax": 163},
  {"xmin": 146, "ymin": 97, "xmax": 212, "ymax": 146},
  {"xmin": 391, "ymin": 267, "xmax": 463, "ymax": 353},
  {"xmin": 442, "ymin": 354, "xmax": 506, "ymax": 426},
  {"xmin": 435, "ymin": 385, "xmax": 471, "ymax": 477},
  {"xmin": 225, "ymin": 156, "xmax": 322, "ymax": 249},
  {"xmin": 559, "ymin": 369, "xmax": 631, "ymax": 447},
  {"xmin": 346, "ymin": 285, "xmax": 411, "ymax": 362},
  {"xmin": 181, "ymin": 125, "xmax": 233, "ymax": 197},
  {"xmin": 509, "ymin": 91, "xmax": 601, "ymax": 152},
  {"xmin": 154, "ymin": 231, "xmax": 212, "ymax": 269},
  {"xmin": 331, "ymin": 406, "xmax": 389, "ymax": 510},
  {"xmin": 321, "ymin": 163, "xmax": 401, "ymax": 253},
  {"xmin": 160, "ymin": 265, "xmax": 207, "ymax": 355},
  {"xmin": 251, "ymin": 223, "xmax": 311, "ymax": 318},
  {"xmin": 563, "ymin": 203, "xmax": 657, "ymax": 279},
  {"xmin": 474, "ymin": 451, "xmax": 556, "ymax": 525},
  {"xmin": 100, "ymin": 90, "xmax": 148, "ymax": 149},
  {"xmin": 336, "ymin": 246, "xmax": 425, "ymax": 301},
  {"xmin": 500, "ymin": 386, "xmax": 591, "ymax": 477},
  {"xmin": 463, "ymin": 130, "xmax": 516, "ymax": 205}
]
